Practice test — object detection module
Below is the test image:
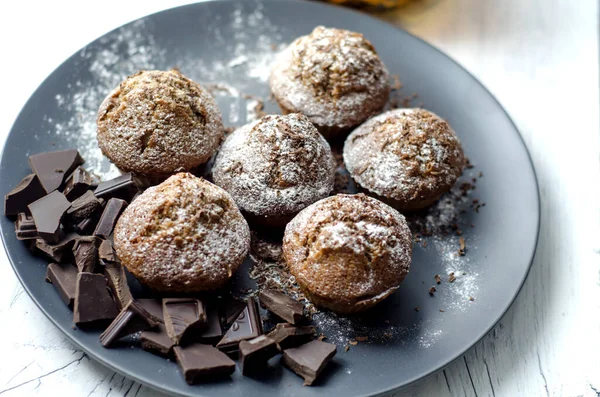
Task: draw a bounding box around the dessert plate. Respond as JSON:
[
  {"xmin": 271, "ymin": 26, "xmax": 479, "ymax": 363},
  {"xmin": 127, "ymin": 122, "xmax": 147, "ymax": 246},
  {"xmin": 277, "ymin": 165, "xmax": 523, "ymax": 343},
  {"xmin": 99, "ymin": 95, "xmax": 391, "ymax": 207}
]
[{"xmin": 0, "ymin": 1, "xmax": 540, "ymax": 396}]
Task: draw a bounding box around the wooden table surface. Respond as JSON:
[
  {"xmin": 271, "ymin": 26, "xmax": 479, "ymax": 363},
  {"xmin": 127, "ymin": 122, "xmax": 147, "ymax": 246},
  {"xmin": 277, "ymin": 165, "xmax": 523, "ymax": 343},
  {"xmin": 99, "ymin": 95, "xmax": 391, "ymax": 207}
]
[{"xmin": 0, "ymin": 1, "xmax": 598, "ymax": 396}]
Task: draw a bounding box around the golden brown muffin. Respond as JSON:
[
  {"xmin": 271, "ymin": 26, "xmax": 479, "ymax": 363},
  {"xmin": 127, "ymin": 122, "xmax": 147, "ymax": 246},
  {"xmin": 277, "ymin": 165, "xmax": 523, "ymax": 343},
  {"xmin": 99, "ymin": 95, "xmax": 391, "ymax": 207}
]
[
  {"xmin": 97, "ymin": 70, "xmax": 224, "ymax": 179},
  {"xmin": 269, "ymin": 26, "xmax": 390, "ymax": 139},
  {"xmin": 113, "ymin": 173, "xmax": 250, "ymax": 293},
  {"xmin": 212, "ymin": 114, "xmax": 335, "ymax": 227},
  {"xmin": 343, "ymin": 108, "xmax": 465, "ymax": 211},
  {"xmin": 282, "ymin": 194, "xmax": 412, "ymax": 313}
]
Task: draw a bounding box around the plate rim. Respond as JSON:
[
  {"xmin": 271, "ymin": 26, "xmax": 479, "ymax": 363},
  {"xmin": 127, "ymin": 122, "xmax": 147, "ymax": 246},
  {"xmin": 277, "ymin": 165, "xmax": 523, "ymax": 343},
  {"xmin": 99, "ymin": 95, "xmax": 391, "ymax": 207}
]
[{"xmin": 0, "ymin": 0, "xmax": 541, "ymax": 396}]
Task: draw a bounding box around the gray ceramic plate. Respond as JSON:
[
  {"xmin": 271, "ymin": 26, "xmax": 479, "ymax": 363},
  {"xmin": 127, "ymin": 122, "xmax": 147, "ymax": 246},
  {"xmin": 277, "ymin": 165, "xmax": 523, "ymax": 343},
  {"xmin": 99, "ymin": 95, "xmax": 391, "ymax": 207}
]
[{"xmin": 0, "ymin": 1, "xmax": 540, "ymax": 396}]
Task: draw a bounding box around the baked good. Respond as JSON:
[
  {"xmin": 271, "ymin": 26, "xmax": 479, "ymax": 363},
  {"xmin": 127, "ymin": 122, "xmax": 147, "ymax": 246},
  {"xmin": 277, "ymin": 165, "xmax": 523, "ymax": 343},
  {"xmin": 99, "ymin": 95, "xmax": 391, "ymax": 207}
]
[
  {"xmin": 97, "ymin": 69, "xmax": 224, "ymax": 180},
  {"xmin": 269, "ymin": 26, "xmax": 390, "ymax": 138},
  {"xmin": 282, "ymin": 194, "xmax": 412, "ymax": 313},
  {"xmin": 343, "ymin": 108, "xmax": 465, "ymax": 211},
  {"xmin": 113, "ymin": 173, "xmax": 250, "ymax": 293},
  {"xmin": 212, "ymin": 114, "xmax": 335, "ymax": 227}
]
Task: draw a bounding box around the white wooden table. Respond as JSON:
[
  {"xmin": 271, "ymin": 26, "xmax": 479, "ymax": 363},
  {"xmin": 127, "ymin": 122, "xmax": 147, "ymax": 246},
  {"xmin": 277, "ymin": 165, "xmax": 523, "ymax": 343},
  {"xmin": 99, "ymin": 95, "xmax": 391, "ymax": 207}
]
[{"xmin": 0, "ymin": 1, "xmax": 598, "ymax": 396}]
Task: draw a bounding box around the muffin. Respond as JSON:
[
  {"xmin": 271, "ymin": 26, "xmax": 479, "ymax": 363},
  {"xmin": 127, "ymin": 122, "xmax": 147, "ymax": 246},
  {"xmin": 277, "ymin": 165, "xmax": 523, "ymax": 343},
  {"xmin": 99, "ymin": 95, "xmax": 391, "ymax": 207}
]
[
  {"xmin": 97, "ymin": 70, "xmax": 224, "ymax": 181},
  {"xmin": 343, "ymin": 108, "xmax": 465, "ymax": 211},
  {"xmin": 113, "ymin": 173, "xmax": 250, "ymax": 293},
  {"xmin": 283, "ymin": 194, "xmax": 412, "ymax": 313},
  {"xmin": 212, "ymin": 114, "xmax": 335, "ymax": 227},
  {"xmin": 269, "ymin": 26, "xmax": 390, "ymax": 139}
]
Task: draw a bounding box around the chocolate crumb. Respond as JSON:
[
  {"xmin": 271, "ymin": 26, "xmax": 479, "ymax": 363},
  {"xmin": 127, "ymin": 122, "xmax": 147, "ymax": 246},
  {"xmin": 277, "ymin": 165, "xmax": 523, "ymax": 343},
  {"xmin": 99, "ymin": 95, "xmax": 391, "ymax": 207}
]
[
  {"xmin": 439, "ymin": 309, "xmax": 445, "ymax": 312},
  {"xmin": 355, "ymin": 336, "xmax": 368, "ymax": 342},
  {"xmin": 349, "ymin": 340, "xmax": 358, "ymax": 346},
  {"xmin": 317, "ymin": 333, "xmax": 326, "ymax": 341},
  {"xmin": 383, "ymin": 333, "xmax": 392, "ymax": 339},
  {"xmin": 428, "ymin": 287, "xmax": 436, "ymax": 296},
  {"xmin": 422, "ymin": 240, "xmax": 428, "ymax": 247},
  {"xmin": 434, "ymin": 274, "xmax": 441, "ymax": 284},
  {"xmin": 478, "ymin": 171, "xmax": 483, "ymax": 177},
  {"xmin": 469, "ymin": 296, "xmax": 475, "ymax": 301},
  {"xmin": 448, "ymin": 272, "xmax": 456, "ymax": 283},
  {"xmin": 345, "ymin": 345, "xmax": 350, "ymax": 352},
  {"xmin": 414, "ymin": 307, "xmax": 420, "ymax": 312},
  {"xmin": 458, "ymin": 237, "xmax": 466, "ymax": 256}
]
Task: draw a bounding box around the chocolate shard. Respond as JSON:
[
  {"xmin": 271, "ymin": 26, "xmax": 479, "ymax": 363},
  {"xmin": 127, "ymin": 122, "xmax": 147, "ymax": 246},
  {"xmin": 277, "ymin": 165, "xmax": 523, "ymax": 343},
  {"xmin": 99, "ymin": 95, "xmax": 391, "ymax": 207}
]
[
  {"xmin": 163, "ymin": 298, "xmax": 208, "ymax": 344},
  {"xmin": 259, "ymin": 290, "xmax": 305, "ymax": 325},
  {"xmin": 75, "ymin": 217, "xmax": 97, "ymax": 235},
  {"xmin": 98, "ymin": 239, "xmax": 117, "ymax": 262},
  {"xmin": 174, "ymin": 344, "xmax": 236, "ymax": 384},
  {"xmin": 45, "ymin": 263, "xmax": 78, "ymax": 309},
  {"xmin": 239, "ymin": 335, "xmax": 280, "ymax": 376},
  {"xmin": 29, "ymin": 149, "xmax": 83, "ymax": 194},
  {"xmin": 101, "ymin": 258, "xmax": 134, "ymax": 311},
  {"xmin": 72, "ymin": 236, "xmax": 101, "ymax": 272},
  {"xmin": 216, "ymin": 298, "xmax": 263, "ymax": 355},
  {"xmin": 94, "ymin": 173, "xmax": 139, "ymax": 202},
  {"xmin": 4, "ymin": 174, "xmax": 46, "ymax": 216},
  {"xmin": 282, "ymin": 340, "xmax": 337, "ymax": 386},
  {"xmin": 65, "ymin": 191, "xmax": 104, "ymax": 224},
  {"xmin": 267, "ymin": 323, "xmax": 316, "ymax": 350},
  {"xmin": 100, "ymin": 300, "xmax": 159, "ymax": 348},
  {"xmin": 28, "ymin": 191, "xmax": 71, "ymax": 243},
  {"xmin": 220, "ymin": 296, "xmax": 247, "ymax": 330},
  {"xmin": 93, "ymin": 198, "xmax": 127, "ymax": 238},
  {"xmin": 15, "ymin": 213, "xmax": 38, "ymax": 240},
  {"xmin": 35, "ymin": 232, "xmax": 80, "ymax": 263},
  {"xmin": 62, "ymin": 166, "xmax": 93, "ymax": 200},
  {"xmin": 197, "ymin": 306, "xmax": 223, "ymax": 344},
  {"xmin": 73, "ymin": 272, "xmax": 119, "ymax": 327},
  {"xmin": 141, "ymin": 324, "xmax": 175, "ymax": 357}
]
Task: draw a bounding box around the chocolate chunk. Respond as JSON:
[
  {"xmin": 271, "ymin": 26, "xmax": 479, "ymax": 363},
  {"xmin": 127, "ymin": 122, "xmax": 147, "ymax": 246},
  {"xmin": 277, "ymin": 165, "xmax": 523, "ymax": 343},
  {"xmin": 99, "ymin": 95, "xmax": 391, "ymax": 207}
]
[
  {"xmin": 73, "ymin": 272, "xmax": 119, "ymax": 326},
  {"xmin": 259, "ymin": 290, "xmax": 304, "ymax": 325},
  {"xmin": 93, "ymin": 198, "xmax": 127, "ymax": 238},
  {"xmin": 163, "ymin": 298, "xmax": 208, "ymax": 344},
  {"xmin": 138, "ymin": 299, "xmax": 164, "ymax": 322},
  {"xmin": 174, "ymin": 344, "xmax": 236, "ymax": 384},
  {"xmin": 29, "ymin": 149, "xmax": 83, "ymax": 193},
  {"xmin": 98, "ymin": 239, "xmax": 117, "ymax": 262},
  {"xmin": 102, "ymin": 258, "xmax": 133, "ymax": 311},
  {"xmin": 239, "ymin": 335, "xmax": 280, "ymax": 375},
  {"xmin": 35, "ymin": 232, "xmax": 79, "ymax": 263},
  {"xmin": 141, "ymin": 324, "xmax": 174, "ymax": 357},
  {"xmin": 282, "ymin": 340, "xmax": 337, "ymax": 386},
  {"xmin": 65, "ymin": 191, "xmax": 104, "ymax": 224},
  {"xmin": 62, "ymin": 166, "xmax": 93, "ymax": 200},
  {"xmin": 197, "ymin": 306, "xmax": 223, "ymax": 344},
  {"xmin": 45, "ymin": 263, "xmax": 78, "ymax": 309},
  {"xmin": 14, "ymin": 213, "xmax": 38, "ymax": 240},
  {"xmin": 220, "ymin": 296, "xmax": 246, "ymax": 329},
  {"xmin": 28, "ymin": 191, "xmax": 70, "ymax": 243},
  {"xmin": 72, "ymin": 236, "xmax": 101, "ymax": 272},
  {"xmin": 75, "ymin": 217, "xmax": 97, "ymax": 235},
  {"xmin": 4, "ymin": 174, "xmax": 46, "ymax": 216},
  {"xmin": 216, "ymin": 298, "xmax": 263, "ymax": 355},
  {"xmin": 94, "ymin": 173, "xmax": 139, "ymax": 202},
  {"xmin": 267, "ymin": 323, "xmax": 315, "ymax": 350},
  {"xmin": 100, "ymin": 300, "xmax": 159, "ymax": 347}
]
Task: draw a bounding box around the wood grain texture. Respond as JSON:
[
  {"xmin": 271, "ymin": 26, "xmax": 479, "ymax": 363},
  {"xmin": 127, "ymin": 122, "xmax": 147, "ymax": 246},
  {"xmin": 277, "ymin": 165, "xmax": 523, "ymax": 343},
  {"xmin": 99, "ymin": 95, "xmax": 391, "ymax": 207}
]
[{"xmin": 0, "ymin": 0, "xmax": 598, "ymax": 396}]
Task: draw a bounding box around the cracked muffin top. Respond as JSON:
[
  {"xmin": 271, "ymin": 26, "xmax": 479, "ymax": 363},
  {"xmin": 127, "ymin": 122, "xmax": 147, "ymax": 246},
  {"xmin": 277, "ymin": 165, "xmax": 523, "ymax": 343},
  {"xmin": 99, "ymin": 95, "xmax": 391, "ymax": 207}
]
[
  {"xmin": 113, "ymin": 172, "xmax": 250, "ymax": 293},
  {"xmin": 97, "ymin": 69, "xmax": 224, "ymax": 177},
  {"xmin": 283, "ymin": 193, "xmax": 412, "ymax": 313},
  {"xmin": 269, "ymin": 26, "xmax": 390, "ymax": 137}
]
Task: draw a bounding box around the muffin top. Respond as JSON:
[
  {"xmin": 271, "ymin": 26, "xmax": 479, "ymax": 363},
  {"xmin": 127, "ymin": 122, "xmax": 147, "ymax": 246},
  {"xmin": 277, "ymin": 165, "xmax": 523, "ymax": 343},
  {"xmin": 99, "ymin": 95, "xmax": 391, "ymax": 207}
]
[
  {"xmin": 343, "ymin": 108, "xmax": 465, "ymax": 208},
  {"xmin": 113, "ymin": 172, "xmax": 250, "ymax": 292},
  {"xmin": 270, "ymin": 26, "xmax": 390, "ymax": 131},
  {"xmin": 97, "ymin": 69, "xmax": 224, "ymax": 176},
  {"xmin": 283, "ymin": 194, "xmax": 412, "ymax": 311},
  {"xmin": 212, "ymin": 114, "xmax": 335, "ymax": 219}
]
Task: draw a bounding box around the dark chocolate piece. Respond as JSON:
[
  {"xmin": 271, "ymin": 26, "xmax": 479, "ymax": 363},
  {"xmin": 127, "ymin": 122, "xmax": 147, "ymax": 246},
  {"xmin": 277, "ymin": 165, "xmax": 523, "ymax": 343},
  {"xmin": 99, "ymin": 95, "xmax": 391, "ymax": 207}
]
[
  {"xmin": 94, "ymin": 173, "xmax": 139, "ymax": 202},
  {"xmin": 100, "ymin": 300, "xmax": 159, "ymax": 347},
  {"xmin": 102, "ymin": 258, "xmax": 134, "ymax": 311},
  {"xmin": 73, "ymin": 272, "xmax": 119, "ymax": 326},
  {"xmin": 174, "ymin": 344, "xmax": 236, "ymax": 384},
  {"xmin": 4, "ymin": 174, "xmax": 46, "ymax": 216},
  {"xmin": 93, "ymin": 198, "xmax": 127, "ymax": 238},
  {"xmin": 282, "ymin": 340, "xmax": 337, "ymax": 386},
  {"xmin": 29, "ymin": 149, "xmax": 83, "ymax": 193},
  {"xmin": 98, "ymin": 239, "xmax": 117, "ymax": 262},
  {"xmin": 220, "ymin": 296, "xmax": 246, "ymax": 329},
  {"xmin": 28, "ymin": 191, "xmax": 70, "ymax": 243},
  {"xmin": 35, "ymin": 233, "xmax": 79, "ymax": 263},
  {"xmin": 239, "ymin": 335, "xmax": 280, "ymax": 376},
  {"xmin": 72, "ymin": 236, "xmax": 101, "ymax": 272},
  {"xmin": 63, "ymin": 166, "xmax": 93, "ymax": 200},
  {"xmin": 141, "ymin": 324, "xmax": 174, "ymax": 357},
  {"xmin": 45, "ymin": 263, "xmax": 78, "ymax": 309},
  {"xmin": 216, "ymin": 298, "xmax": 263, "ymax": 355},
  {"xmin": 14, "ymin": 213, "xmax": 38, "ymax": 240},
  {"xmin": 75, "ymin": 217, "xmax": 97, "ymax": 235},
  {"xmin": 259, "ymin": 290, "xmax": 304, "ymax": 325},
  {"xmin": 197, "ymin": 306, "xmax": 223, "ymax": 344},
  {"xmin": 65, "ymin": 191, "xmax": 104, "ymax": 224},
  {"xmin": 267, "ymin": 323, "xmax": 316, "ymax": 350},
  {"xmin": 163, "ymin": 298, "xmax": 208, "ymax": 344}
]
